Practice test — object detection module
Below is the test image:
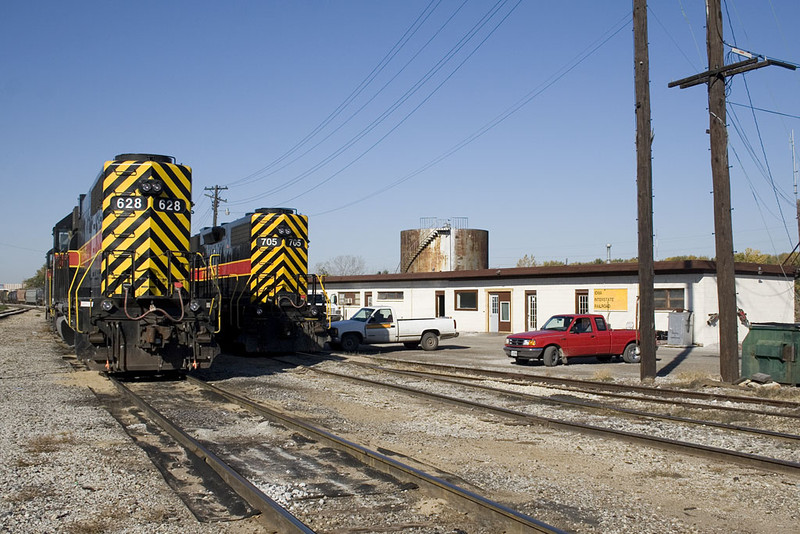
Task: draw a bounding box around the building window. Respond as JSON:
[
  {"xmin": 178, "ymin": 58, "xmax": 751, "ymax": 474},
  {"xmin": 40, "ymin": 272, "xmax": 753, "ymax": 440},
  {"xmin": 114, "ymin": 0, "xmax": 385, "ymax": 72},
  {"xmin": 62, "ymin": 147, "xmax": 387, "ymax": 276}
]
[
  {"xmin": 455, "ymin": 290, "xmax": 478, "ymax": 310},
  {"xmin": 526, "ymin": 291, "xmax": 537, "ymax": 331},
  {"xmin": 575, "ymin": 290, "xmax": 589, "ymax": 314},
  {"xmin": 340, "ymin": 292, "xmax": 361, "ymax": 306},
  {"xmin": 377, "ymin": 291, "xmax": 403, "ymax": 301},
  {"xmin": 500, "ymin": 301, "xmax": 510, "ymax": 322},
  {"xmin": 654, "ymin": 288, "xmax": 685, "ymax": 310}
]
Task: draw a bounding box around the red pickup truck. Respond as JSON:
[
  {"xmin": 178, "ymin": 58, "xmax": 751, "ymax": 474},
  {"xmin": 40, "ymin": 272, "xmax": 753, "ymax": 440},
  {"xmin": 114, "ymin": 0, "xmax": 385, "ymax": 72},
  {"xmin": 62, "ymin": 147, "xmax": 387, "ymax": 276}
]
[{"xmin": 504, "ymin": 314, "xmax": 640, "ymax": 366}]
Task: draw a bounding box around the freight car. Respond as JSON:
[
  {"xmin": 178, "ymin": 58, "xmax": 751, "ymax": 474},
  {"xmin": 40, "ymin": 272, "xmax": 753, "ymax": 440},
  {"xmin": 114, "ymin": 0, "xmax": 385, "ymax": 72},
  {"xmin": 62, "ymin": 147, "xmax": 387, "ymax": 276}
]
[
  {"xmin": 46, "ymin": 154, "xmax": 219, "ymax": 373},
  {"xmin": 193, "ymin": 208, "xmax": 328, "ymax": 353}
]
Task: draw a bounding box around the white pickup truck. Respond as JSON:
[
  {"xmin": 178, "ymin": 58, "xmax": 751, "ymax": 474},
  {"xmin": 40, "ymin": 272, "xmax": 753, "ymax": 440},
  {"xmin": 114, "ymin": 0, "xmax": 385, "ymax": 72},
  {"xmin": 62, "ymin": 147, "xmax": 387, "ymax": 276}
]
[{"xmin": 328, "ymin": 306, "xmax": 459, "ymax": 351}]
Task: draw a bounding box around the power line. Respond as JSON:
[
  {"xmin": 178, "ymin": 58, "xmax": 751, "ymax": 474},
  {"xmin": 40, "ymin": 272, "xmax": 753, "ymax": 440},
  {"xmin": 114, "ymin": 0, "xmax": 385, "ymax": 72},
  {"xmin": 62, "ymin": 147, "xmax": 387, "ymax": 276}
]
[
  {"xmin": 728, "ymin": 102, "xmax": 800, "ymax": 120},
  {"xmin": 225, "ymin": 0, "xmax": 445, "ymax": 190},
  {"xmin": 312, "ymin": 11, "xmax": 632, "ymax": 216},
  {"xmin": 227, "ymin": 0, "xmax": 520, "ymax": 208}
]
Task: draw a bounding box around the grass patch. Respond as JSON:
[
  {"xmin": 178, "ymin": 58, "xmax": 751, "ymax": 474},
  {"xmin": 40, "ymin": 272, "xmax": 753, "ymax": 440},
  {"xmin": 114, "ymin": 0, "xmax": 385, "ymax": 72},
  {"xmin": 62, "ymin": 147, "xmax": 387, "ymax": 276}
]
[
  {"xmin": 25, "ymin": 432, "xmax": 78, "ymax": 453},
  {"xmin": 671, "ymin": 371, "xmax": 713, "ymax": 389},
  {"xmin": 591, "ymin": 370, "xmax": 615, "ymax": 382},
  {"xmin": 649, "ymin": 469, "xmax": 685, "ymax": 479},
  {"xmin": 5, "ymin": 484, "xmax": 51, "ymax": 503},
  {"xmin": 63, "ymin": 506, "xmax": 128, "ymax": 534}
]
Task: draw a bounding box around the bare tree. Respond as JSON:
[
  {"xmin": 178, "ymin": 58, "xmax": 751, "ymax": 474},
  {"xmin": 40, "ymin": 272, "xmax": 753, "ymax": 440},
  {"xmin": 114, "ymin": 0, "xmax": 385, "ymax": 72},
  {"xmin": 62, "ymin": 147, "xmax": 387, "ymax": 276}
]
[
  {"xmin": 515, "ymin": 254, "xmax": 536, "ymax": 268},
  {"xmin": 316, "ymin": 255, "xmax": 367, "ymax": 276}
]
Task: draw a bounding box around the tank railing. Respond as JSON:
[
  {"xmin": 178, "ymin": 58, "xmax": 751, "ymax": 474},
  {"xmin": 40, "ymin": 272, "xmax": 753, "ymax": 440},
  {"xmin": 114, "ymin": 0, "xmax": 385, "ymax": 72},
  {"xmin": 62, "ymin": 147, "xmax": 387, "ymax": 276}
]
[{"xmin": 403, "ymin": 227, "xmax": 441, "ymax": 273}]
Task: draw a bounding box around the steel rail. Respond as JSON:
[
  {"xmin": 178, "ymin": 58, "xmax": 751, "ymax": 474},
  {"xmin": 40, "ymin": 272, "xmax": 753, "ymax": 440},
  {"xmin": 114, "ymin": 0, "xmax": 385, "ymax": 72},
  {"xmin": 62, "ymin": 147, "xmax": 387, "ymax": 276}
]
[
  {"xmin": 366, "ymin": 355, "xmax": 800, "ymax": 412},
  {"xmin": 185, "ymin": 375, "xmax": 566, "ymax": 534},
  {"xmin": 357, "ymin": 362, "xmax": 800, "ymax": 444},
  {"xmin": 304, "ymin": 366, "xmax": 800, "ymax": 477},
  {"xmin": 107, "ymin": 376, "xmax": 314, "ymax": 534},
  {"xmin": 0, "ymin": 307, "xmax": 29, "ymax": 319}
]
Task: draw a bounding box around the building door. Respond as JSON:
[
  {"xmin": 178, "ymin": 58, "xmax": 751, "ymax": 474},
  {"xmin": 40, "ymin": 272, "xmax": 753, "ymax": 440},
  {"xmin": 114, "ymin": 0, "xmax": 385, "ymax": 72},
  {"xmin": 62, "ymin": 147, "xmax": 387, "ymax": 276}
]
[
  {"xmin": 489, "ymin": 291, "xmax": 511, "ymax": 333},
  {"xmin": 435, "ymin": 291, "xmax": 445, "ymax": 317}
]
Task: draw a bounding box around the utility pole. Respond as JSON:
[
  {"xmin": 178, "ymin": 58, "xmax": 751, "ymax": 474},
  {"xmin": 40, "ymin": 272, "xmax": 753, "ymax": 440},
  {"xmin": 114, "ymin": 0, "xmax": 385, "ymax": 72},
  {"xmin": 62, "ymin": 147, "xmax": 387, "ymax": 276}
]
[
  {"xmin": 204, "ymin": 186, "xmax": 228, "ymax": 227},
  {"xmin": 669, "ymin": 0, "xmax": 795, "ymax": 383},
  {"xmin": 634, "ymin": 0, "xmax": 656, "ymax": 380}
]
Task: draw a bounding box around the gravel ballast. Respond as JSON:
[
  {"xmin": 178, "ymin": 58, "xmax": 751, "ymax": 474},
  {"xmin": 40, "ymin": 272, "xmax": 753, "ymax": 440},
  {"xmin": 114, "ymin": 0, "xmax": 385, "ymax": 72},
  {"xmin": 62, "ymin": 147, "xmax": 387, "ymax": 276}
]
[{"xmin": 0, "ymin": 311, "xmax": 260, "ymax": 534}]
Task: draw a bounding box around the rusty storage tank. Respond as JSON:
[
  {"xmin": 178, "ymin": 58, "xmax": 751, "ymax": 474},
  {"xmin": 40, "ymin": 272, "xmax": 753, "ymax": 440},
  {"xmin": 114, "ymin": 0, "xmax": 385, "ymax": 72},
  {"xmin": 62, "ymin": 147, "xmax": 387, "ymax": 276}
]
[{"xmin": 401, "ymin": 217, "xmax": 488, "ymax": 273}]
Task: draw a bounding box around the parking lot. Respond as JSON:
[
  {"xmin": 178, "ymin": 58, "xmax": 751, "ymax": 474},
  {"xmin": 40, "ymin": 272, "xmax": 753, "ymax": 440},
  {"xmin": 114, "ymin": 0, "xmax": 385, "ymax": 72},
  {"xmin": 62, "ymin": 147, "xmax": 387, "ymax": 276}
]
[{"xmin": 348, "ymin": 332, "xmax": 725, "ymax": 383}]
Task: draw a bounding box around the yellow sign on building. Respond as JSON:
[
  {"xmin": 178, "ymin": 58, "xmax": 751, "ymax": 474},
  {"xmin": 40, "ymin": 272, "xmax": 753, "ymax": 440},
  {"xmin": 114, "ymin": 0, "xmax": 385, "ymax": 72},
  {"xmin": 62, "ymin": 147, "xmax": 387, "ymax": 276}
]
[{"xmin": 594, "ymin": 288, "xmax": 628, "ymax": 311}]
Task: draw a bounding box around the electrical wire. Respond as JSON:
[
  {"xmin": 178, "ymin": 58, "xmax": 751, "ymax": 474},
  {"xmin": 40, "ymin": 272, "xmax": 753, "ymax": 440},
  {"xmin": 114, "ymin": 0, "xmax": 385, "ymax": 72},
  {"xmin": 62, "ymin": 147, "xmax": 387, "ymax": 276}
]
[
  {"xmin": 311, "ymin": 11, "xmax": 632, "ymax": 216},
  {"xmin": 225, "ymin": 0, "xmax": 444, "ymax": 189},
  {"xmin": 224, "ymin": 0, "xmax": 471, "ymax": 202},
  {"xmin": 226, "ymin": 0, "xmax": 518, "ymax": 208}
]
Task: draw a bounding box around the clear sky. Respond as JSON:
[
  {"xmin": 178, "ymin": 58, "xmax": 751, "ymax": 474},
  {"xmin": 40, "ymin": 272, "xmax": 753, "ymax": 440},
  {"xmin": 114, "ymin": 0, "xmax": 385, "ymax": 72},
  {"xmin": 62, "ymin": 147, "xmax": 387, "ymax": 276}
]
[{"xmin": 2, "ymin": 1, "xmax": 799, "ymax": 283}]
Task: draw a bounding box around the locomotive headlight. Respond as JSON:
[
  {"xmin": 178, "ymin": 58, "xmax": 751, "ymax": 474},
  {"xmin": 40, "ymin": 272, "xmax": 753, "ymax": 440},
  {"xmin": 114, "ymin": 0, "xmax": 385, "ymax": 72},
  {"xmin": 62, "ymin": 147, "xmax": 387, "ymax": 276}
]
[
  {"xmin": 189, "ymin": 300, "xmax": 202, "ymax": 313},
  {"xmin": 100, "ymin": 300, "xmax": 115, "ymax": 312},
  {"xmin": 139, "ymin": 181, "xmax": 152, "ymax": 194},
  {"xmin": 309, "ymin": 306, "xmax": 320, "ymax": 317},
  {"xmin": 255, "ymin": 307, "xmax": 264, "ymax": 316},
  {"xmin": 151, "ymin": 180, "xmax": 163, "ymax": 193}
]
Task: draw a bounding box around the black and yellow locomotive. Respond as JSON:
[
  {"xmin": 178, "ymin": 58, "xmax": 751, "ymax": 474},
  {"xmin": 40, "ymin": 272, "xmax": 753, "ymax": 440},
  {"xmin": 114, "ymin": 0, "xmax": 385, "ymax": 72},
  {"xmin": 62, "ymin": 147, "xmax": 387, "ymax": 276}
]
[
  {"xmin": 46, "ymin": 154, "xmax": 219, "ymax": 373},
  {"xmin": 193, "ymin": 208, "xmax": 328, "ymax": 353}
]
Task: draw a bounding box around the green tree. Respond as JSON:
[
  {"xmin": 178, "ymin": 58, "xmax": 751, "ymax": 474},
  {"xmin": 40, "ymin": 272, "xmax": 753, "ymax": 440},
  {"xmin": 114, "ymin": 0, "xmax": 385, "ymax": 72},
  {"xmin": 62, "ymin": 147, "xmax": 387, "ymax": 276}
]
[{"xmin": 23, "ymin": 263, "xmax": 47, "ymax": 288}]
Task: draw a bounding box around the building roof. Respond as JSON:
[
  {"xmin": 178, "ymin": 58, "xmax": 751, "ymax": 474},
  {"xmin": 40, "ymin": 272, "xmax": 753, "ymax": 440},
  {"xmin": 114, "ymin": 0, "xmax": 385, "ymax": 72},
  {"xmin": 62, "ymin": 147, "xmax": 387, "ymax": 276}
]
[{"xmin": 321, "ymin": 260, "xmax": 797, "ymax": 284}]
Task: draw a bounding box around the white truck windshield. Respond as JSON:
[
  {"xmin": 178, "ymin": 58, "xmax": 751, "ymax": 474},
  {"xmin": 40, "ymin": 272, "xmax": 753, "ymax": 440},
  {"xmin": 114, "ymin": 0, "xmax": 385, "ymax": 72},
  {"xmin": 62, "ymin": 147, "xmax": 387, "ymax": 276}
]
[{"xmin": 351, "ymin": 308, "xmax": 375, "ymax": 322}]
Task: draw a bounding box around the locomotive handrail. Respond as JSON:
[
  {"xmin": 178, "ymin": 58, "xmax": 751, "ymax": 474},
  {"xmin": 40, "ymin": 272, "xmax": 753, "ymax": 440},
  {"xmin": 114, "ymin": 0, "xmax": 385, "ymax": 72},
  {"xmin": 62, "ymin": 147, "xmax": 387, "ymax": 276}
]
[
  {"xmin": 67, "ymin": 249, "xmax": 83, "ymax": 328},
  {"xmin": 234, "ymin": 273, "xmax": 256, "ymax": 329},
  {"xmin": 203, "ymin": 253, "xmax": 222, "ymax": 333},
  {"xmin": 72, "ymin": 249, "xmax": 101, "ymax": 334},
  {"xmin": 315, "ymin": 275, "xmax": 333, "ymax": 328}
]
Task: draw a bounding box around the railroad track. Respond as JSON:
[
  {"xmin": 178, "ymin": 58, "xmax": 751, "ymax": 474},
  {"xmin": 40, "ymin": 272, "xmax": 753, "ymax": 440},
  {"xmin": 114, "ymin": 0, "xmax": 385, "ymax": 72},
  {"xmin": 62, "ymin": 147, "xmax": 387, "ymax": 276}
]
[
  {"xmin": 289, "ymin": 354, "xmax": 800, "ymax": 477},
  {"xmin": 100, "ymin": 373, "xmax": 565, "ymax": 533},
  {"xmin": 0, "ymin": 307, "xmax": 29, "ymax": 319},
  {"xmin": 363, "ymin": 354, "xmax": 800, "ymax": 414}
]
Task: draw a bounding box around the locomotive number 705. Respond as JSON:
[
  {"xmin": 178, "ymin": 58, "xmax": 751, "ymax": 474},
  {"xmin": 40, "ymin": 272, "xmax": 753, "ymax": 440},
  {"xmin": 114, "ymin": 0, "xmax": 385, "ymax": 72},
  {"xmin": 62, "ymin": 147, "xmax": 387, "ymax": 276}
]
[{"xmin": 258, "ymin": 237, "xmax": 304, "ymax": 247}]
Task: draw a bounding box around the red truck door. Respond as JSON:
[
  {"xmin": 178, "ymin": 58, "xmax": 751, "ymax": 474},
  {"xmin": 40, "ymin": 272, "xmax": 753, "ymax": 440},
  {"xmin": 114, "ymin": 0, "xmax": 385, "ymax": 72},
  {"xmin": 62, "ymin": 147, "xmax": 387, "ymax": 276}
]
[
  {"xmin": 590, "ymin": 316, "xmax": 613, "ymax": 355},
  {"xmin": 564, "ymin": 316, "xmax": 613, "ymax": 357}
]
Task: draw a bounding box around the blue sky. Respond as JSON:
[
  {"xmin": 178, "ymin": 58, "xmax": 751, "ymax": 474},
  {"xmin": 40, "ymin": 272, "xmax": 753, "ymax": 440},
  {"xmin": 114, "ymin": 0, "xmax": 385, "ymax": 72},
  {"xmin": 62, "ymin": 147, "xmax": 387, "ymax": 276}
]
[{"xmin": 2, "ymin": 1, "xmax": 799, "ymax": 283}]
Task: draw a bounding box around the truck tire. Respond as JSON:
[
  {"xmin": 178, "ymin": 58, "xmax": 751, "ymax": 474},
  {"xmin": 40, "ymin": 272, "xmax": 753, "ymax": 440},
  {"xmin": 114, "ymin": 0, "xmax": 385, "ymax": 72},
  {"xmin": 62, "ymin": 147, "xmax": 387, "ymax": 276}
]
[
  {"xmin": 420, "ymin": 332, "xmax": 439, "ymax": 351},
  {"xmin": 341, "ymin": 333, "xmax": 360, "ymax": 352},
  {"xmin": 622, "ymin": 343, "xmax": 641, "ymax": 363},
  {"xmin": 543, "ymin": 346, "xmax": 560, "ymax": 367}
]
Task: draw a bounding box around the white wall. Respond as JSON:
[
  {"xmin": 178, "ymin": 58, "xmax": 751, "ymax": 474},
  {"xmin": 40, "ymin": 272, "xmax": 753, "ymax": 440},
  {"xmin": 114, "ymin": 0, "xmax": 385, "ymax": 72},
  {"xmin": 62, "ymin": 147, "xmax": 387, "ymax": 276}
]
[{"xmin": 325, "ymin": 271, "xmax": 795, "ymax": 347}]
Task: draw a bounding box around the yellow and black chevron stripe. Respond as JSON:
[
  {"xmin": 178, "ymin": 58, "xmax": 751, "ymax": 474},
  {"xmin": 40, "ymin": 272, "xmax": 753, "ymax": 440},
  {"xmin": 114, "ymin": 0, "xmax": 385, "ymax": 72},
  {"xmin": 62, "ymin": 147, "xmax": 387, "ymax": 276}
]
[
  {"xmin": 250, "ymin": 211, "xmax": 309, "ymax": 303},
  {"xmin": 101, "ymin": 158, "xmax": 192, "ymax": 298}
]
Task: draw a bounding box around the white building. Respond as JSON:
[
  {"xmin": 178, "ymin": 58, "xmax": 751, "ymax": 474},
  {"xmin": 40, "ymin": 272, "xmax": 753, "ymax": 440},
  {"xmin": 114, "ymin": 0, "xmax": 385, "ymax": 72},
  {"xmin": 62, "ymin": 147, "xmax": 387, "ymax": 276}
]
[{"xmin": 320, "ymin": 260, "xmax": 796, "ymax": 348}]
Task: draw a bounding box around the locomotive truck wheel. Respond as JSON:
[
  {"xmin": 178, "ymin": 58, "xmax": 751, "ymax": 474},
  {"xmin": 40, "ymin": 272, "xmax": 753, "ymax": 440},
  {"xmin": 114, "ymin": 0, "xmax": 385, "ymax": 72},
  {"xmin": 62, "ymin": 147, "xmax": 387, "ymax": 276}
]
[
  {"xmin": 340, "ymin": 333, "xmax": 360, "ymax": 352},
  {"xmin": 420, "ymin": 332, "xmax": 439, "ymax": 351},
  {"xmin": 622, "ymin": 343, "xmax": 641, "ymax": 363},
  {"xmin": 403, "ymin": 341, "xmax": 419, "ymax": 349},
  {"xmin": 543, "ymin": 346, "xmax": 560, "ymax": 367}
]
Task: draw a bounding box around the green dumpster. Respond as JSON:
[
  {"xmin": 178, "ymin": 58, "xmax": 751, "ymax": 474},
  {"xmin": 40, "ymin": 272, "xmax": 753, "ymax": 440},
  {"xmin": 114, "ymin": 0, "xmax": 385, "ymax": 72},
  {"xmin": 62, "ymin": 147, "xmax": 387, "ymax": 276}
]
[{"xmin": 741, "ymin": 323, "xmax": 799, "ymax": 385}]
